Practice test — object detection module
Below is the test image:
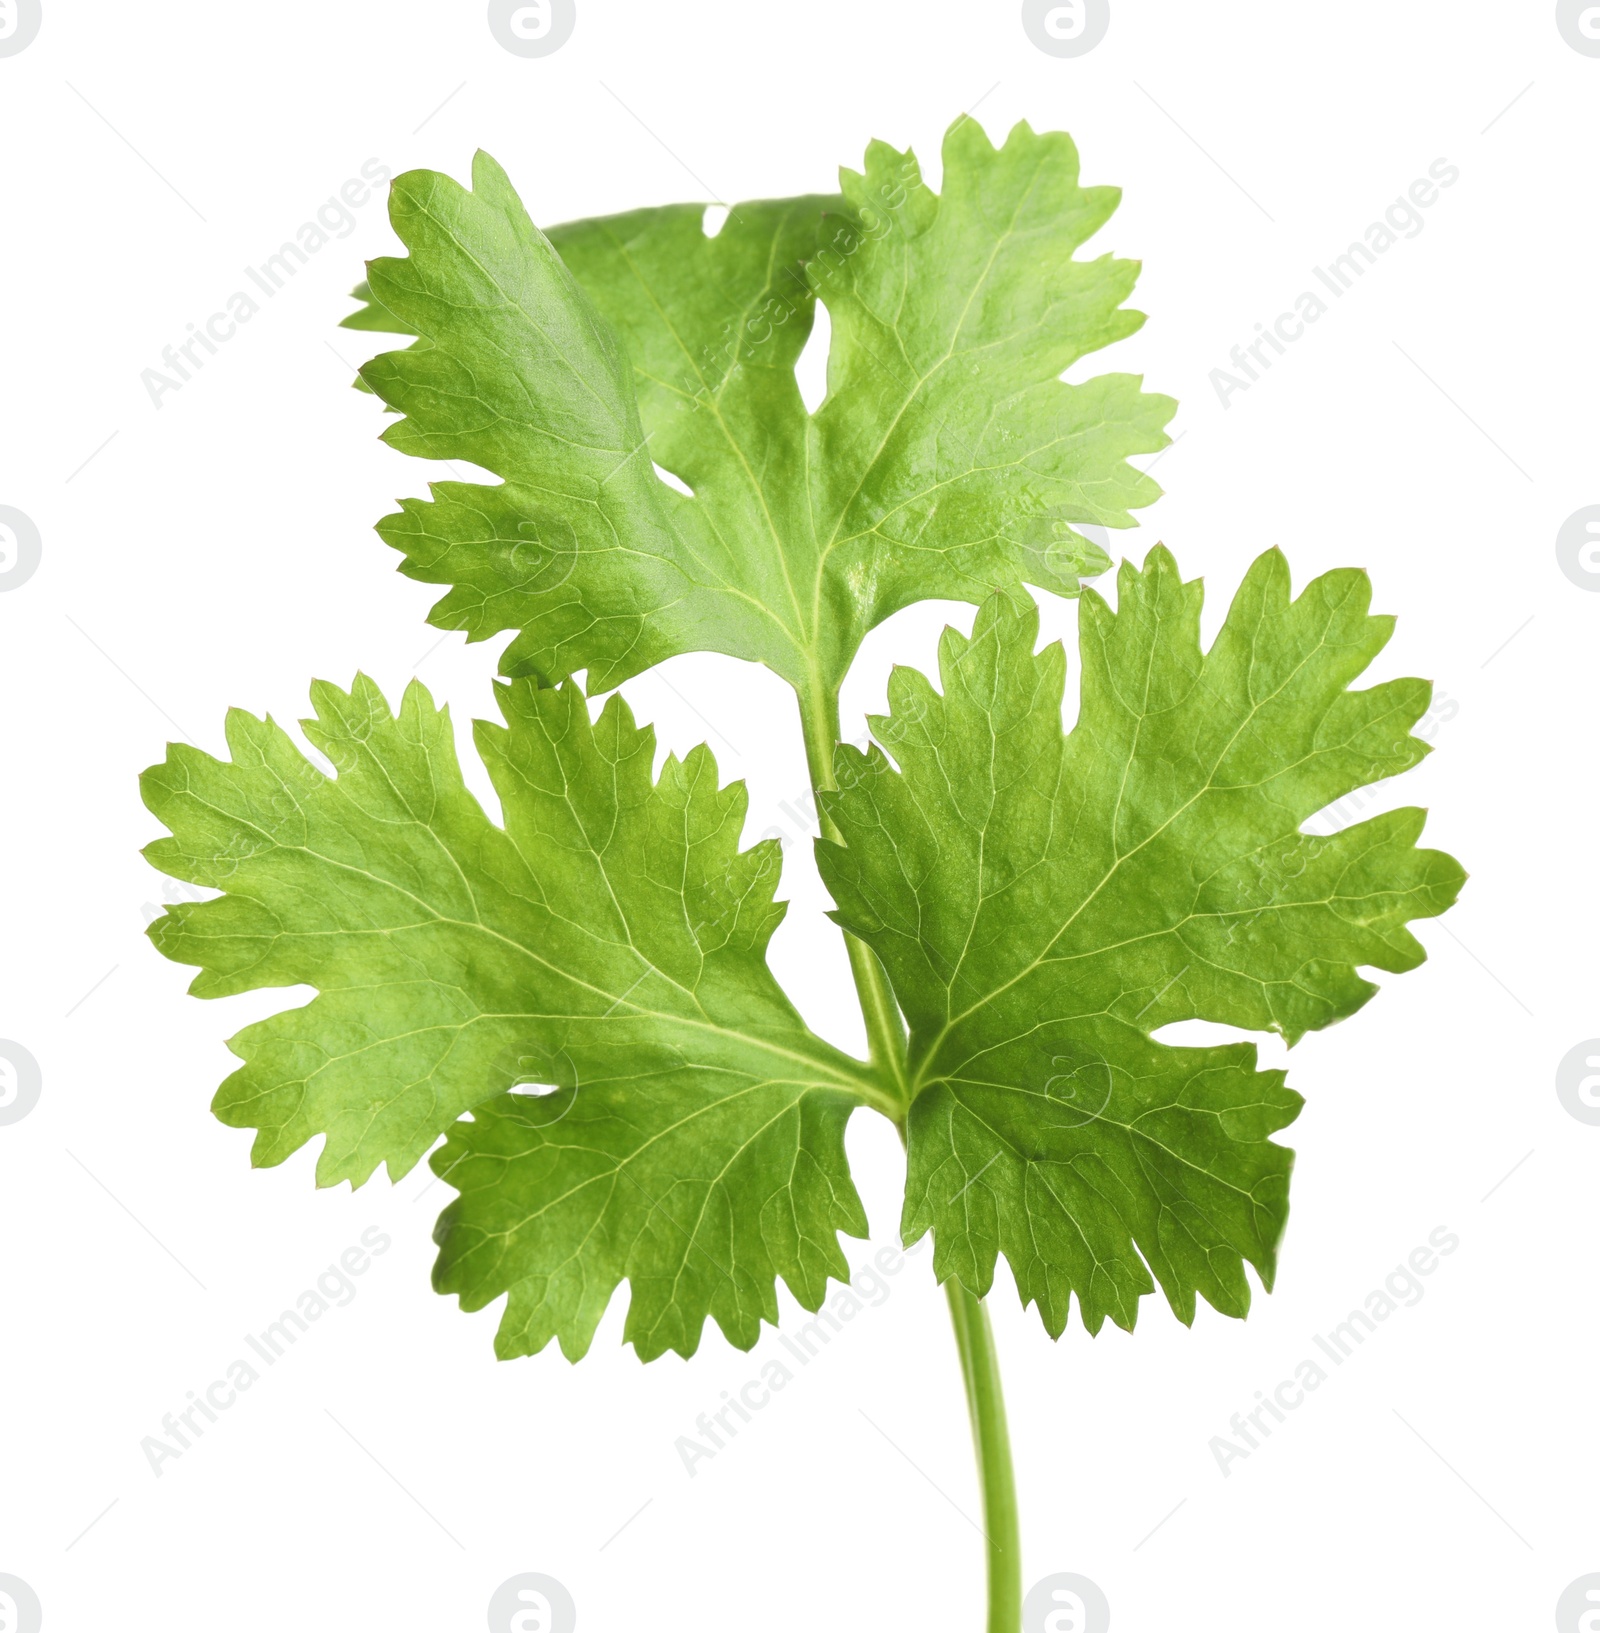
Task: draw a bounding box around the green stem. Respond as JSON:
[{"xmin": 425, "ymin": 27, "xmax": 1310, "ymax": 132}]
[
  {"xmin": 798, "ymin": 674, "xmax": 1020, "ymax": 1628},
  {"xmin": 796, "ymin": 674, "xmax": 909, "ymax": 1108},
  {"xmin": 945, "ymin": 1280, "xmax": 1023, "ymax": 1633}
]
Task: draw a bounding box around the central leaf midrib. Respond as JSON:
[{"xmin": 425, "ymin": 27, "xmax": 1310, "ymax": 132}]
[
  {"xmin": 910, "ymin": 602, "xmax": 1342, "ymax": 1085},
  {"xmin": 193, "ymin": 804, "xmax": 876, "ymax": 1107}
]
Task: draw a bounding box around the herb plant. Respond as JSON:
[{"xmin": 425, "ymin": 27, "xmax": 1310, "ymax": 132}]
[{"xmin": 141, "ymin": 117, "xmax": 1463, "ymax": 1629}]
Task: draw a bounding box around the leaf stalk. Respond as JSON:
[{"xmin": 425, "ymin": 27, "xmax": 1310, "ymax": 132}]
[
  {"xmin": 797, "ymin": 674, "xmax": 910, "ymax": 1115},
  {"xmin": 801, "ymin": 676, "xmax": 1022, "ymax": 1630},
  {"xmin": 945, "ymin": 1278, "xmax": 1024, "ymax": 1632}
]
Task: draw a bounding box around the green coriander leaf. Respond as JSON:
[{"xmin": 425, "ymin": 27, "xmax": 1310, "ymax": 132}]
[
  {"xmin": 805, "ymin": 117, "xmax": 1170, "ymax": 656},
  {"xmin": 338, "ymin": 281, "xmax": 417, "ymax": 394},
  {"xmin": 350, "ymin": 117, "xmax": 1173, "ymax": 695},
  {"xmin": 339, "ymin": 285, "xmax": 417, "ymax": 335},
  {"xmin": 817, "ymin": 547, "xmax": 1465, "ymax": 1338},
  {"xmin": 354, "ymin": 156, "xmax": 847, "ymax": 690},
  {"xmin": 357, "ymin": 154, "xmax": 724, "ymax": 690},
  {"xmin": 142, "ymin": 676, "xmax": 873, "ymax": 1360}
]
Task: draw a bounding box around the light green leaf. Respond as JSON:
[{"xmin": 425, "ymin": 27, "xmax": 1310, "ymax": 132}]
[
  {"xmin": 817, "ymin": 548, "xmax": 1465, "ymax": 1337},
  {"xmin": 141, "ymin": 676, "xmax": 873, "ymax": 1360},
  {"xmin": 358, "ymin": 154, "xmax": 726, "ymax": 690},
  {"xmin": 351, "ymin": 118, "xmax": 1173, "ymax": 695},
  {"xmin": 805, "ymin": 118, "xmax": 1168, "ymax": 658}
]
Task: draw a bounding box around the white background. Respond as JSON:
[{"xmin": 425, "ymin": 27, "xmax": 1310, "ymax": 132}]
[{"xmin": 0, "ymin": 3, "xmax": 1595, "ymax": 1629}]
